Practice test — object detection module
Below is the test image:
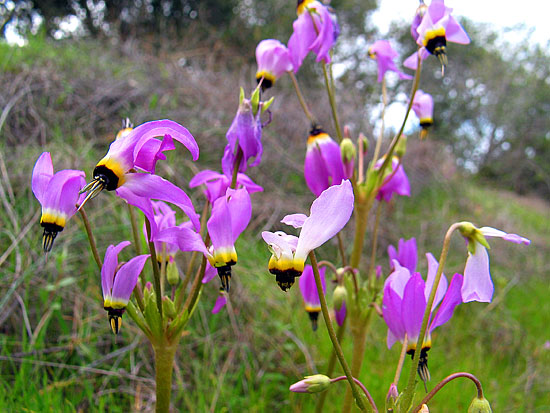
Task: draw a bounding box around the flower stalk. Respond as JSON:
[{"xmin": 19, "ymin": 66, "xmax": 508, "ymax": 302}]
[
  {"xmin": 145, "ymin": 218, "xmax": 164, "ymax": 320},
  {"xmin": 78, "ymin": 207, "xmax": 102, "ymax": 269},
  {"xmin": 309, "ymin": 251, "xmax": 370, "ymax": 412}
]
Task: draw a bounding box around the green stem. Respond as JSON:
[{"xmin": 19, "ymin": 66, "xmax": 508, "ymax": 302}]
[
  {"xmin": 410, "ymin": 372, "xmax": 484, "ymax": 413},
  {"xmin": 337, "ymin": 232, "xmax": 348, "ymax": 267},
  {"xmin": 127, "ymin": 204, "xmax": 142, "ymax": 255},
  {"xmin": 289, "ymin": 71, "xmax": 316, "ymax": 124},
  {"xmin": 183, "ymin": 255, "xmax": 206, "ymax": 315},
  {"xmin": 153, "ymin": 341, "xmax": 178, "ymax": 413},
  {"xmin": 315, "ymin": 321, "xmax": 347, "ymax": 413},
  {"xmin": 231, "ymin": 147, "xmax": 244, "ymax": 189},
  {"xmin": 330, "ymin": 376, "xmax": 378, "ymax": 412},
  {"xmin": 367, "ymin": 201, "xmax": 383, "ymax": 285},
  {"xmin": 349, "ymin": 196, "xmax": 375, "ymax": 268},
  {"xmin": 309, "ymin": 251, "xmax": 370, "ymax": 412},
  {"xmin": 372, "ymin": 78, "xmax": 387, "ymax": 165},
  {"xmin": 400, "ymin": 223, "xmax": 461, "ymax": 411},
  {"xmin": 322, "ymin": 62, "xmax": 343, "ymax": 142},
  {"xmin": 145, "ymin": 218, "xmax": 163, "ymax": 320},
  {"xmin": 78, "ymin": 207, "xmax": 102, "ymax": 269}
]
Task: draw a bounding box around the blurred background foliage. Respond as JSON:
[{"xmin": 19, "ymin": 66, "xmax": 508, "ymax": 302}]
[{"xmin": 0, "ymin": 0, "xmax": 549, "ymax": 412}]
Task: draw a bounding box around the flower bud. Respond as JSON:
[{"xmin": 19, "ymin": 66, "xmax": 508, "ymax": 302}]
[
  {"xmin": 333, "ymin": 285, "xmax": 347, "ymax": 311},
  {"xmin": 340, "ymin": 138, "xmax": 356, "ymax": 180},
  {"xmin": 419, "ymin": 404, "xmax": 430, "ymax": 413},
  {"xmin": 358, "ymin": 133, "xmax": 369, "ymax": 155},
  {"xmin": 166, "ymin": 260, "xmax": 180, "ymax": 285},
  {"xmin": 289, "ymin": 374, "xmax": 331, "ymax": 393},
  {"xmin": 162, "ymin": 296, "xmax": 177, "ymax": 319},
  {"xmin": 458, "ymin": 221, "xmax": 490, "ymax": 252},
  {"xmin": 395, "ymin": 135, "xmax": 407, "ymax": 158},
  {"xmin": 468, "ymin": 397, "xmax": 493, "ymax": 413}
]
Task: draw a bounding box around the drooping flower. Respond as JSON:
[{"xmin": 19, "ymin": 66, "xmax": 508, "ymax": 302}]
[
  {"xmin": 81, "ymin": 119, "xmax": 198, "ymax": 200},
  {"xmin": 155, "ymin": 188, "xmax": 252, "ymax": 292},
  {"xmin": 334, "ymin": 300, "xmax": 347, "ymax": 326},
  {"xmin": 32, "ymin": 152, "xmax": 86, "ymax": 252},
  {"xmin": 80, "ymin": 120, "xmax": 201, "ymax": 237},
  {"xmin": 304, "ymin": 127, "xmax": 346, "ymax": 196},
  {"xmin": 221, "ymin": 98, "xmax": 263, "ymax": 176},
  {"xmin": 189, "ymin": 169, "xmax": 263, "ymax": 204},
  {"xmin": 255, "ymin": 39, "xmax": 294, "ymax": 89},
  {"xmin": 458, "ymin": 223, "xmax": 530, "ymax": 303},
  {"xmin": 142, "ymin": 201, "xmax": 183, "ymax": 264},
  {"xmin": 289, "ymin": 374, "xmax": 332, "ymax": 393},
  {"xmin": 340, "ymin": 137, "xmax": 356, "ymax": 180},
  {"xmin": 287, "ymin": 0, "xmax": 336, "ymax": 72},
  {"xmin": 262, "ymin": 180, "xmax": 354, "ymax": 291},
  {"xmin": 375, "ymin": 156, "xmax": 411, "ymax": 202},
  {"xmin": 368, "ymin": 40, "xmax": 412, "ymax": 83},
  {"xmin": 101, "ymin": 241, "xmax": 150, "ymax": 334},
  {"xmin": 299, "ymin": 265, "xmax": 326, "ymax": 331},
  {"xmin": 404, "ymin": 0, "xmax": 470, "ymax": 70},
  {"xmin": 411, "ymin": 90, "xmax": 434, "ymax": 140},
  {"xmin": 383, "ymin": 255, "xmax": 463, "ymax": 385},
  {"xmin": 388, "ymin": 237, "xmax": 418, "ymax": 273}
]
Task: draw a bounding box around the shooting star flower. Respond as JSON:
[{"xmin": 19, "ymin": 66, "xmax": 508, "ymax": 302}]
[{"xmin": 255, "ymin": 39, "xmax": 294, "ymax": 89}]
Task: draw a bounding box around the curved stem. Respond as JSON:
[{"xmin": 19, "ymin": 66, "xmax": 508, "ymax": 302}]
[
  {"xmin": 411, "ymin": 372, "xmax": 484, "ymax": 413},
  {"xmin": 289, "ymin": 71, "xmax": 316, "ymax": 125},
  {"xmin": 400, "ymin": 222, "xmax": 461, "ymax": 411},
  {"xmin": 322, "ymin": 62, "xmax": 343, "ymax": 142},
  {"xmin": 78, "ymin": 207, "xmax": 102, "ymax": 269},
  {"xmin": 309, "ymin": 251, "xmax": 370, "ymax": 412},
  {"xmin": 315, "ymin": 320, "xmax": 346, "ymax": 413},
  {"xmin": 337, "ymin": 232, "xmax": 348, "ymax": 267},
  {"xmin": 330, "ymin": 376, "xmax": 378, "ymax": 412},
  {"xmin": 145, "ymin": 218, "xmax": 163, "ymax": 320},
  {"xmin": 392, "ymin": 334, "xmax": 408, "ymax": 386}
]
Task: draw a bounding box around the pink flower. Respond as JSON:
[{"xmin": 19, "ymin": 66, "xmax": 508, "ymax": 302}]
[
  {"xmin": 255, "ymin": 39, "xmax": 293, "ymax": 89},
  {"xmin": 368, "ymin": 40, "xmax": 412, "ymax": 83}
]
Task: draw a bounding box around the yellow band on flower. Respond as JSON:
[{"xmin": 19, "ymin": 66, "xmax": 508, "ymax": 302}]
[
  {"xmin": 297, "ymin": 0, "xmax": 315, "ymax": 15},
  {"xmin": 40, "ymin": 210, "xmax": 67, "ymax": 228},
  {"xmin": 96, "ymin": 156, "xmax": 127, "ymax": 187},
  {"xmin": 423, "ymin": 27, "xmax": 446, "ymax": 47},
  {"xmin": 256, "ymin": 70, "xmax": 277, "ymax": 85}
]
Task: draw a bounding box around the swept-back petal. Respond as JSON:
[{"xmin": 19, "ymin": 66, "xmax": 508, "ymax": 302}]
[
  {"xmin": 429, "ymin": 273, "xmax": 463, "ymax": 332},
  {"xmin": 32, "ymin": 152, "xmax": 54, "ymax": 204},
  {"xmin": 111, "ymin": 254, "xmax": 150, "ymax": 304},
  {"xmin": 383, "ymin": 260, "xmax": 412, "ymax": 298},
  {"xmin": 281, "ymin": 213, "xmax": 308, "ymax": 228},
  {"xmin": 424, "ymin": 252, "xmax": 448, "ymax": 310},
  {"xmin": 401, "ymin": 273, "xmax": 426, "ymax": 342},
  {"xmin": 101, "ymin": 241, "xmax": 131, "ymax": 301},
  {"xmin": 382, "ymin": 283, "xmax": 405, "ymax": 348},
  {"xmin": 155, "ymin": 226, "xmax": 208, "ymax": 256},
  {"xmin": 299, "ymin": 265, "xmax": 326, "ymax": 308},
  {"xmin": 226, "ymin": 188, "xmax": 251, "ymax": 242},
  {"xmin": 462, "ymin": 244, "xmax": 493, "ymax": 303},
  {"xmin": 294, "ymin": 180, "xmax": 354, "ymax": 261},
  {"xmin": 212, "ymin": 293, "xmax": 228, "ymax": 314},
  {"xmin": 134, "ymin": 135, "xmax": 175, "ymax": 173}
]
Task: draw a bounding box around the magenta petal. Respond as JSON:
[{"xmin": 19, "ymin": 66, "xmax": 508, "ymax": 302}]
[
  {"xmin": 281, "ymin": 213, "xmax": 308, "ymax": 228},
  {"xmin": 462, "ymin": 245, "xmax": 493, "ymax": 303},
  {"xmin": 155, "ymin": 226, "xmax": 208, "ymax": 256},
  {"xmin": 120, "ymin": 173, "xmax": 200, "ymax": 231},
  {"xmin": 442, "ymin": 15, "xmax": 470, "ymax": 44},
  {"xmin": 134, "ymin": 135, "xmax": 175, "ymax": 174},
  {"xmin": 212, "ymin": 294, "xmax": 227, "ymax": 314},
  {"xmin": 294, "ymin": 180, "xmax": 354, "ymax": 261},
  {"xmin": 131, "ymin": 119, "xmax": 199, "ymax": 163},
  {"xmin": 202, "ymin": 262, "xmax": 218, "ymax": 283},
  {"xmin": 111, "ymin": 254, "xmax": 150, "ymax": 303},
  {"xmin": 388, "ymin": 238, "xmax": 417, "ymax": 273},
  {"xmin": 299, "ymin": 265, "xmax": 326, "ymax": 308},
  {"xmin": 288, "ymin": 11, "xmax": 317, "ymax": 72},
  {"xmin": 208, "ymin": 195, "xmax": 234, "ymax": 252},
  {"xmin": 424, "ymin": 252, "xmax": 448, "ymax": 310},
  {"xmin": 256, "ymin": 39, "xmax": 293, "ymax": 79},
  {"xmin": 401, "ymin": 273, "xmax": 426, "ymax": 342},
  {"xmin": 101, "ymin": 241, "xmax": 131, "ymax": 301},
  {"xmin": 429, "ymin": 273, "xmax": 463, "ymax": 333},
  {"xmin": 383, "ymin": 260, "xmax": 412, "ymax": 298},
  {"xmin": 335, "ymin": 300, "xmax": 346, "ymax": 326},
  {"xmin": 226, "ymin": 188, "xmax": 252, "ymax": 241},
  {"xmin": 304, "ymin": 134, "xmax": 346, "ymax": 196},
  {"xmin": 382, "ymin": 283, "xmax": 405, "ymax": 348},
  {"xmin": 42, "ymin": 170, "xmax": 86, "ymax": 217},
  {"xmin": 308, "ymin": 3, "xmax": 334, "ymax": 64},
  {"xmin": 32, "ymin": 152, "xmax": 54, "ymax": 204}
]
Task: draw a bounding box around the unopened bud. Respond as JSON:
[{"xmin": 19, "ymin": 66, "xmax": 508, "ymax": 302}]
[
  {"xmin": 333, "ymin": 285, "xmax": 347, "ymax": 311},
  {"xmin": 166, "ymin": 260, "xmax": 180, "ymax": 285},
  {"xmin": 289, "ymin": 374, "xmax": 331, "ymax": 393},
  {"xmin": 419, "ymin": 404, "xmax": 430, "ymax": 413},
  {"xmin": 340, "ymin": 138, "xmax": 356, "ymax": 163},
  {"xmin": 468, "ymin": 397, "xmax": 492, "ymax": 413},
  {"xmin": 395, "ymin": 134, "xmax": 408, "ymax": 158},
  {"xmin": 358, "ymin": 133, "xmax": 369, "ymax": 155},
  {"xmin": 162, "ymin": 296, "xmax": 177, "ymax": 319},
  {"xmin": 458, "ymin": 221, "xmax": 490, "ymax": 253}
]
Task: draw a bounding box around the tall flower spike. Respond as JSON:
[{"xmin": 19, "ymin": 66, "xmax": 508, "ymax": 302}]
[
  {"xmin": 412, "ymin": 90, "xmax": 434, "ymax": 140},
  {"xmin": 32, "ymin": 152, "xmax": 86, "ymax": 252},
  {"xmin": 382, "ymin": 255, "xmax": 463, "ymax": 388},
  {"xmin": 221, "ymin": 97, "xmax": 263, "ymax": 176},
  {"xmin": 154, "ymin": 188, "xmax": 252, "ymax": 292},
  {"xmin": 101, "ymin": 241, "xmax": 150, "ymax": 334},
  {"xmin": 304, "ymin": 127, "xmax": 346, "ymax": 196},
  {"xmin": 287, "ymin": 0, "xmax": 336, "ymax": 72},
  {"xmin": 262, "ymin": 180, "xmax": 354, "ymax": 291},
  {"xmin": 80, "ymin": 119, "xmax": 198, "ymax": 207},
  {"xmin": 368, "ymin": 40, "xmax": 412, "ymax": 83},
  {"xmin": 458, "ymin": 223, "xmax": 530, "ymax": 303},
  {"xmin": 404, "ymin": 0, "xmax": 470, "ymax": 72},
  {"xmin": 255, "ymin": 39, "xmax": 294, "ymax": 90},
  {"xmin": 299, "ymin": 265, "xmax": 326, "ymax": 331}
]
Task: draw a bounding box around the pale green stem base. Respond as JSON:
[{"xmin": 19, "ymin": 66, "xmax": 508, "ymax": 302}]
[{"xmin": 154, "ymin": 341, "xmax": 178, "ymax": 413}]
